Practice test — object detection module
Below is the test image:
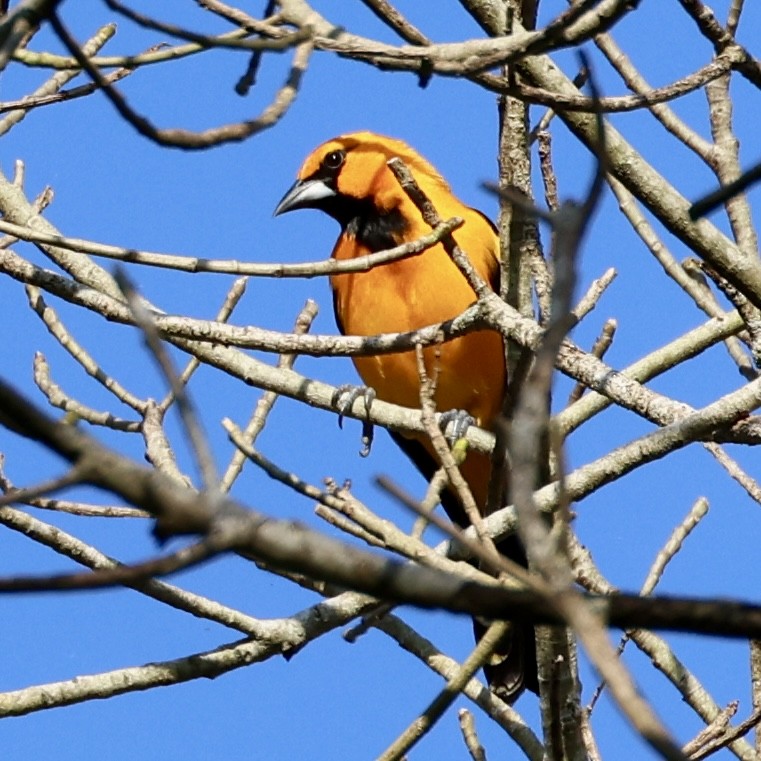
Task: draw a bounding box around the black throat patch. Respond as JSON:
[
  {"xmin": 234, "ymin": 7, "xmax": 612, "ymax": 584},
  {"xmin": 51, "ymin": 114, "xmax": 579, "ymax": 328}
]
[
  {"xmin": 304, "ymin": 158, "xmax": 410, "ymax": 251},
  {"xmin": 345, "ymin": 205, "xmax": 407, "ymax": 252}
]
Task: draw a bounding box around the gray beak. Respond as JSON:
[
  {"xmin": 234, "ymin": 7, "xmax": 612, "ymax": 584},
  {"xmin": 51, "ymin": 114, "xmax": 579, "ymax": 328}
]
[{"xmin": 274, "ymin": 178, "xmax": 337, "ymax": 216}]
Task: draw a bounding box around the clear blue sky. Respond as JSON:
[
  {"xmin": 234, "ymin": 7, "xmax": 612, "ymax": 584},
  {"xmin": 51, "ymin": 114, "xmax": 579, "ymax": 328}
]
[{"xmin": 2, "ymin": 1, "xmax": 761, "ymax": 759}]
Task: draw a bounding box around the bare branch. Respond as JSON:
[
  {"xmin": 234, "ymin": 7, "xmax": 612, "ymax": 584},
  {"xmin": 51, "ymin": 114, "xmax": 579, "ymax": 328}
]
[{"xmin": 49, "ymin": 11, "xmax": 313, "ymax": 149}]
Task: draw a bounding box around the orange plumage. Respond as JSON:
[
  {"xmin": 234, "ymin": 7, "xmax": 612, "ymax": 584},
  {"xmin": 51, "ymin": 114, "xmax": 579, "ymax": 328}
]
[{"xmin": 276, "ymin": 131, "xmax": 537, "ymax": 701}]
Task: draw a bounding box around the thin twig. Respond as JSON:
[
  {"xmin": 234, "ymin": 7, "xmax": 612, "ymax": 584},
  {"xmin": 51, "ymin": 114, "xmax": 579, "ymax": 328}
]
[
  {"xmin": 377, "ymin": 620, "xmax": 515, "ymax": 761},
  {"xmin": 158, "ymin": 277, "xmax": 249, "ymax": 414},
  {"xmin": 49, "ymin": 11, "xmax": 313, "ymax": 149},
  {"xmin": 458, "ymin": 708, "xmax": 488, "ymax": 761},
  {"xmin": 219, "ymin": 299, "xmax": 318, "ymax": 491},
  {"xmin": 115, "ymin": 269, "xmax": 220, "ymax": 491},
  {"xmin": 0, "ymin": 216, "xmax": 464, "ymax": 277}
]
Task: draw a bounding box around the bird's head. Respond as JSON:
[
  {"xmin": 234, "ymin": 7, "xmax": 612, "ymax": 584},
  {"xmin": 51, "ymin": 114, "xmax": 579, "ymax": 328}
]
[{"xmin": 274, "ymin": 131, "xmax": 453, "ymax": 224}]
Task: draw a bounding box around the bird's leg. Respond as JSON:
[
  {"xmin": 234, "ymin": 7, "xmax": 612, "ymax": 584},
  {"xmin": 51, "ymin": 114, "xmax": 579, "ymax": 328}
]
[
  {"xmin": 438, "ymin": 408, "xmax": 475, "ymax": 445},
  {"xmin": 332, "ymin": 384, "xmax": 377, "ymax": 457}
]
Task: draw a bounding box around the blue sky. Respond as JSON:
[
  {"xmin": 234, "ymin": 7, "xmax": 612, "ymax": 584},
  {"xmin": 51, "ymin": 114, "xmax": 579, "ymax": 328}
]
[{"xmin": 2, "ymin": 1, "xmax": 761, "ymax": 759}]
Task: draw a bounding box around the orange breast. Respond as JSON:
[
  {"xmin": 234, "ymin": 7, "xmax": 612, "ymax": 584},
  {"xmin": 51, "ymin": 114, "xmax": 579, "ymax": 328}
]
[{"xmin": 331, "ymin": 233, "xmax": 505, "ymax": 507}]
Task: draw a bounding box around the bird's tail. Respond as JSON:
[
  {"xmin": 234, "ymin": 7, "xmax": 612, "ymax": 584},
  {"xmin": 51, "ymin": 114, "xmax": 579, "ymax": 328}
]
[
  {"xmin": 389, "ymin": 432, "xmax": 539, "ymax": 701},
  {"xmin": 475, "ymin": 533, "xmax": 539, "ymax": 702}
]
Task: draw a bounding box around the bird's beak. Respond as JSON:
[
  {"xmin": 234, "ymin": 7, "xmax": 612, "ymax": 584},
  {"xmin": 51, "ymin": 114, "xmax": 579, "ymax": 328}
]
[{"xmin": 274, "ymin": 178, "xmax": 336, "ymax": 216}]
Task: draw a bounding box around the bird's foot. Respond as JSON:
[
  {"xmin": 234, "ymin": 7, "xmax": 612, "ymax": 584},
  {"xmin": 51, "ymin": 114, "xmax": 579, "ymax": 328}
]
[
  {"xmin": 332, "ymin": 384, "xmax": 377, "ymax": 457},
  {"xmin": 439, "ymin": 408, "xmax": 475, "ymax": 445}
]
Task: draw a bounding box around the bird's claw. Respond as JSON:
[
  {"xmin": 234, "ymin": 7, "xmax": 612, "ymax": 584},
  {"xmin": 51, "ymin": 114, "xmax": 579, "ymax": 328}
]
[
  {"xmin": 333, "ymin": 384, "xmax": 376, "ymax": 428},
  {"xmin": 439, "ymin": 408, "xmax": 475, "ymax": 445},
  {"xmin": 332, "ymin": 384, "xmax": 377, "ymax": 457}
]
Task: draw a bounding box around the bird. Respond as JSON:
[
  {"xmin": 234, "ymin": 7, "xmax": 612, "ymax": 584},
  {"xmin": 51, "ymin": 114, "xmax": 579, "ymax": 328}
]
[{"xmin": 275, "ymin": 131, "xmax": 538, "ymax": 702}]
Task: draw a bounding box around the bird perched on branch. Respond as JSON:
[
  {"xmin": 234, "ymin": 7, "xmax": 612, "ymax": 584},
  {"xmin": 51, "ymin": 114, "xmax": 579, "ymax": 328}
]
[{"xmin": 275, "ymin": 131, "xmax": 537, "ymax": 702}]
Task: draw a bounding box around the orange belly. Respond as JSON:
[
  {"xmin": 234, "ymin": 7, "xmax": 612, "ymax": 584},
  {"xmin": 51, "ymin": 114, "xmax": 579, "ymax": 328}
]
[{"xmin": 331, "ymin": 239, "xmax": 505, "ymax": 508}]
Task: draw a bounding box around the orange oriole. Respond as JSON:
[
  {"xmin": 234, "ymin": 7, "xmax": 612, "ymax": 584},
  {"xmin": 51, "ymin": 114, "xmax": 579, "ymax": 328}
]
[{"xmin": 275, "ymin": 131, "xmax": 537, "ymax": 701}]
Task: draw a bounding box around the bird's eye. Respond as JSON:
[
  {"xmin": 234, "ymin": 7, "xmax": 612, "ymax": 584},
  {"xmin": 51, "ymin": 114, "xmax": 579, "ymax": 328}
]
[{"xmin": 322, "ymin": 150, "xmax": 345, "ymax": 171}]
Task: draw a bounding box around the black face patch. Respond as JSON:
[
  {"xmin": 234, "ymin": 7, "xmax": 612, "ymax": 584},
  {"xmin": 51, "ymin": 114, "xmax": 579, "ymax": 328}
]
[
  {"xmin": 303, "ymin": 181, "xmax": 408, "ymax": 251},
  {"xmin": 303, "ymin": 147, "xmax": 409, "ymax": 250},
  {"xmin": 346, "ymin": 206, "xmax": 407, "ymax": 251}
]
